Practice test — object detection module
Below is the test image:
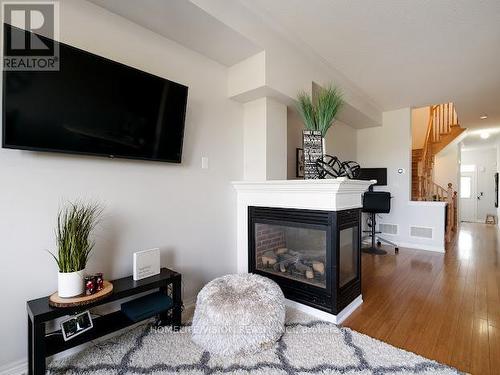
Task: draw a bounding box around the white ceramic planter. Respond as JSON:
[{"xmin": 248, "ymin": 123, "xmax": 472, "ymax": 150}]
[{"xmin": 58, "ymin": 270, "xmax": 85, "ymax": 298}]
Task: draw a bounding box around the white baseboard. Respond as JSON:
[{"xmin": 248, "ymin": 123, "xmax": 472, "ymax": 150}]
[
  {"xmin": 0, "ymin": 359, "xmax": 26, "ymax": 375},
  {"xmin": 361, "ymin": 239, "xmax": 445, "ymax": 253},
  {"xmin": 395, "ymin": 241, "xmax": 445, "ymax": 253},
  {"xmin": 183, "ymin": 296, "xmax": 196, "ymax": 317},
  {"xmin": 285, "ymin": 295, "xmax": 363, "ymax": 325}
]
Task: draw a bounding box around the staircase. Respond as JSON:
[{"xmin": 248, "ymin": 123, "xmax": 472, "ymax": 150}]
[
  {"xmin": 412, "ymin": 103, "xmax": 464, "ymax": 242},
  {"xmin": 411, "ymin": 148, "xmax": 422, "ymax": 200},
  {"xmin": 412, "ymin": 103, "xmax": 465, "ymax": 201}
]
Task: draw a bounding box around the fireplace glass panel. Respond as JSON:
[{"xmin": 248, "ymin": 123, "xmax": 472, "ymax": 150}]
[
  {"xmin": 254, "ymin": 223, "xmax": 326, "ymax": 288},
  {"xmin": 339, "ymin": 226, "xmax": 359, "ymax": 287}
]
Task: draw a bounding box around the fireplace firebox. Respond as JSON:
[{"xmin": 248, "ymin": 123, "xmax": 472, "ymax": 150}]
[{"xmin": 248, "ymin": 206, "xmax": 361, "ymax": 314}]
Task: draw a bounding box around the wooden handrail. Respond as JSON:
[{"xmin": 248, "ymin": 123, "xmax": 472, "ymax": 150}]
[
  {"xmin": 416, "ymin": 177, "xmax": 457, "ymax": 241},
  {"xmin": 417, "ymin": 103, "xmax": 458, "ymax": 201},
  {"xmin": 418, "ymin": 175, "xmax": 450, "ymax": 201}
]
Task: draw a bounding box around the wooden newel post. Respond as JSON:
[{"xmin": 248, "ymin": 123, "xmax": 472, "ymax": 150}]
[{"xmin": 447, "ymin": 183, "xmax": 453, "ymax": 203}]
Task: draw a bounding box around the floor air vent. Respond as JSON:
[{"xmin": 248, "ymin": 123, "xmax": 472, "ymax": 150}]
[
  {"xmin": 410, "ymin": 226, "xmax": 433, "ymax": 239},
  {"xmin": 379, "ymin": 223, "xmax": 398, "ymax": 235}
]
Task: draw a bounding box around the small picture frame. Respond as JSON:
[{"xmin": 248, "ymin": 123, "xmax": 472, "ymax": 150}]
[
  {"xmin": 495, "ymin": 172, "xmax": 498, "ymax": 208},
  {"xmin": 61, "ymin": 311, "xmax": 93, "ymax": 341},
  {"xmin": 296, "ymin": 148, "xmax": 304, "ymax": 178},
  {"xmin": 133, "ymin": 248, "xmax": 160, "ymax": 281}
]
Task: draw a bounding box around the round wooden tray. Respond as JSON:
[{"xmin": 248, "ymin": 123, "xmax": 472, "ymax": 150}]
[{"xmin": 49, "ymin": 281, "xmax": 113, "ymax": 307}]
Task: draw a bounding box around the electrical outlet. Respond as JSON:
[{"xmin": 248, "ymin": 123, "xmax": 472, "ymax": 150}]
[{"xmin": 201, "ymin": 157, "xmax": 209, "ymax": 169}]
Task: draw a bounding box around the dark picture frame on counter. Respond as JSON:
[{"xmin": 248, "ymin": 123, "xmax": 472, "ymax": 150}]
[
  {"xmin": 296, "ymin": 148, "xmax": 304, "ymax": 178},
  {"xmin": 495, "ymin": 172, "xmax": 498, "ymax": 208}
]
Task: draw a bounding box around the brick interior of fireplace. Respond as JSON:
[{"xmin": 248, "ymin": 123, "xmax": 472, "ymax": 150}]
[{"xmin": 254, "ymin": 223, "xmax": 327, "ymax": 288}]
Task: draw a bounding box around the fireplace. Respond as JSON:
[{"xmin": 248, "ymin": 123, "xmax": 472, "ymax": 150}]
[{"xmin": 248, "ymin": 206, "xmax": 361, "ymax": 314}]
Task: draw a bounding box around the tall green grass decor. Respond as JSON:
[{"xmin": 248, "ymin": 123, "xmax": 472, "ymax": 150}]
[
  {"xmin": 50, "ymin": 202, "xmax": 102, "ymax": 272},
  {"xmin": 297, "ymin": 84, "xmax": 344, "ymax": 179},
  {"xmin": 49, "ymin": 202, "xmax": 103, "ymax": 297},
  {"xmin": 297, "ymin": 84, "xmax": 344, "ymax": 137}
]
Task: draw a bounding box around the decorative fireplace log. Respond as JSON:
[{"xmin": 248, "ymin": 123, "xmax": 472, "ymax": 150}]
[
  {"xmin": 294, "ymin": 262, "xmax": 314, "ymax": 279},
  {"xmin": 262, "ymin": 251, "xmax": 277, "ymax": 267},
  {"xmin": 276, "ymin": 247, "xmax": 288, "ymax": 255},
  {"xmin": 312, "ymin": 261, "xmax": 325, "ymax": 275},
  {"xmin": 276, "ymin": 254, "xmax": 299, "ymax": 272}
]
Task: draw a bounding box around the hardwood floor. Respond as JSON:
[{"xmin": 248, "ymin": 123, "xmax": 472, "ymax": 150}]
[{"xmin": 343, "ymin": 222, "xmax": 500, "ymax": 375}]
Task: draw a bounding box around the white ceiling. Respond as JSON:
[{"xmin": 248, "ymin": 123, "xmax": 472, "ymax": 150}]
[
  {"xmin": 89, "ymin": 0, "xmax": 500, "ymax": 130},
  {"xmin": 240, "ymin": 0, "xmax": 500, "ymax": 129},
  {"xmin": 461, "ymin": 128, "xmax": 500, "ymax": 150},
  {"xmin": 88, "ymin": 0, "xmax": 261, "ymax": 66}
]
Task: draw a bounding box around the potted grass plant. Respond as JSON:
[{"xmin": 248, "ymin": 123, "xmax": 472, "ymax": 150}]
[
  {"xmin": 49, "ymin": 202, "xmax": 102, "ymax": 298},
  {"xmin": 297, "ymin": 84, "xmax": 344, "ymax": 179}
]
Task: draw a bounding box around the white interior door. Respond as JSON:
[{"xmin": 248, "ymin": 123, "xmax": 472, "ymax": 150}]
[{"xmin": 460, "ymin": 171, "xmax": 477, "ymax": 222}]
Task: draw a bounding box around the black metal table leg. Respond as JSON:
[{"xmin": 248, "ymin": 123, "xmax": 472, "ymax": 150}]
[
  {"xmin": 172, "ymin": 275, "xmax": 182, "ymax": 330},
  {"xmin": 28, "ymin": 315, "xmax": 32, "ymax": 375},
  {"xmin": 32, "ymin": 320, "xmax": 46, "ymax": 375},
  {"xmin": 158, "ymin": 282, "xmax": 171, "ymax": 326}
]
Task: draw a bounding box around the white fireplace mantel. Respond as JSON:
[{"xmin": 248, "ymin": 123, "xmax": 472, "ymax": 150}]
[
  {"xmin": 232, "ymin": 177, "xmax": 374, "ymax": 323},
  {"xmin": 232, "ymin": 178, "xmax": 374, "ymax": 211}
]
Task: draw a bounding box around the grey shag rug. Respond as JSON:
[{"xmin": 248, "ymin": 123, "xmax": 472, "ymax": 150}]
[
  {"xmin": 47, "ymin": 308, "xmax": 461, "ymax": 375},
  {"xmin": 192, "ymin": 274, "xmax": 286, "ymax": 356}
]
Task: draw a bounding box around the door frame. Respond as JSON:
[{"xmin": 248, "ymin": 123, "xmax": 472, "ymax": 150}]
[{"xmin": 460, "ymin": 170, "xmax": 477, "ymax": 222}]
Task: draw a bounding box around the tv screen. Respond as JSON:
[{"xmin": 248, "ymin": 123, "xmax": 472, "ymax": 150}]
[
  {"xmin": 2, "ymin": 24, "xmax": 188, "ymax": 163},
  {"xmin": 358, "ymin": 168, "xmax": 387, "ymax": 186}
]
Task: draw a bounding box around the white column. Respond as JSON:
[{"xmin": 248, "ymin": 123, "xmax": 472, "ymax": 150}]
[{"xmin": 243, "ymin": 97, "xmax": 287, "ymax": 180}]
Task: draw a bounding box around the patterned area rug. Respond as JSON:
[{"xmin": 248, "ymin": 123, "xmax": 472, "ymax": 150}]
[{"xmin": 47, "ymin": 309, "xmax": 461, "ymax": 375}]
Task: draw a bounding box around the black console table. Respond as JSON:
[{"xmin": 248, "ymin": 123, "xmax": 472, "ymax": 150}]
[{"xmin": 26, "ymin": 268, "xmax": 182, "ymax": 375}]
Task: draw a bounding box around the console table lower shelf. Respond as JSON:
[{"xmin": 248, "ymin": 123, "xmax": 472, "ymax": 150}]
[{"xmin": 26, "ymin": 268, "xmax": 182, "ymax": 375}]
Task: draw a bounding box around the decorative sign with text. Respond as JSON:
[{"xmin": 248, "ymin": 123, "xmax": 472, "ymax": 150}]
[
  {"xmin": 133, "ymin": 248, "xmax": 160, "ymax": 281},
  {"xmin": 302, "ymin": 130, "xmax": 323, "ymax": 179}
]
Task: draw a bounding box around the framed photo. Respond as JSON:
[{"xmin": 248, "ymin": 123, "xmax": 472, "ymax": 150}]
[
  {"xmin": 495, "ymin": 172, "xmax": 498, "ymax": 208},
  {"xmin": 296, "ymin": 148, "xmax": 304, "ymax": 178}
]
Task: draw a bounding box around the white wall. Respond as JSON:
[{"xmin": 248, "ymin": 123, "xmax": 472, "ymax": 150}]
[
  {"xmin": 0, "ymin": 0, "xmax": 244, "ymax": 368},
  {"xmin": 433, "ymin": 145, "xmax": 460, "ymax": 190},
  {"xmin": 324, "ymin": 121, "xmax": 358, "ymax": 162},
  {"xmin": 287, "ymin": 107, "xmax": 303, "ymax": 179},
  {"xmin": 357, "ymin": 108, "xmax": 446, "ymax": 252},
  {"xmin": 411, "ymin": 106, "xmax": 429, "ymax": 149},
  {"xmin": 461, "ymin": 147, "xmax": 497, "ymax": 221}
]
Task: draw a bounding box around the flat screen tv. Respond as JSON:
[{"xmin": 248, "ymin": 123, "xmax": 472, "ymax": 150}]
[
  {"xmin": 2, "ymin": 24, "xmax": 188, "ymax": 163},
  {"xmin": 357, "ymin": 168, "xmax": 387, "ymax": 186}
]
